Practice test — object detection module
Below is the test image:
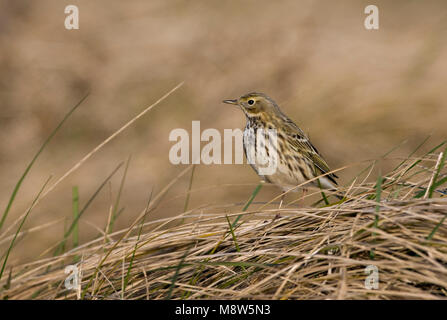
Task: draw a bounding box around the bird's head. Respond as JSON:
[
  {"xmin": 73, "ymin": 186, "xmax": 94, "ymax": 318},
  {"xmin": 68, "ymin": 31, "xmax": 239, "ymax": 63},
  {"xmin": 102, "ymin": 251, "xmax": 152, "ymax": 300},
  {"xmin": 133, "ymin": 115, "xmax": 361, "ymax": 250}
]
[{"xmin": 223, "ymin": 92, "xmax": 280, "ymax": 118}]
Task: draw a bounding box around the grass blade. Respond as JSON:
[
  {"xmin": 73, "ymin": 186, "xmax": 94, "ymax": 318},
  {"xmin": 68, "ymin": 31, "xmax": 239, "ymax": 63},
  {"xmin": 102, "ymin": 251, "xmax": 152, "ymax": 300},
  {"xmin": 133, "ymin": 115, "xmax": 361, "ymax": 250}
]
[
  {"xmin": 232, "ymin": 182, "xmax": 263, "ymax": 228},
  {"xmin": 166, "ymin": 246, "xmax": 191, "ymax": 300},
  {"xmin": 53, "ymin": 162, "xmax": 124, "ymax": 256},
  {"xmin": 108, "ymin": 155, "xmax": 131, "ymax": 233},
  {"xmin": 41, "ymin": 82, "xmax": 184, "ymax": 201},
  {"xmin": 242, "ymin": 182, "xmax": 263, "ymax": 212},
  {"xmin": 427, "ymin": 148, "xmax": 447, "ymax": 198},
  {"xmin": 72, "ymin": 186, "xmax": 79, "ymax": 248},
  {"xmin": 370, "ymin": 173, "xmax": 383, "ymax": 259},
  {"xmin": 0, "ymin": 176, "xmax": 52, "ymax": 280},
  {"xmin": 184, "ymin": 184, "xmax": 263, "ymax": 297},
  {"xmin": 183, "ymin": 164, "xmax": 196, "ymax": 213},
  {"xmin": 427, "ymin": 215, "xmax": 447, "ymax": 241},
  {"xmin": 0, "ymin": 93, "xmax": 89, "ymax": 231},
  {"xmin": 392, "ymin": 135, "xmax": 430, "ymax": 172},
  {"xmin": 402, "ymin": 141, "xmax": 446, "ymax": 178},
  {"xmin": 413, "ymin": 175, "xmax": 447, "ymax": 198},
  {"xmin": 226, "ymin": 215, "xmax": 240, "ymax": 252},
  {"xmin": 317, "ymin": 179, "xmax": 330, "ymax": 205},
  {"xmin": 81, "ymin": 166, "xmax": 193, "ymax": 299},
  {"xmin": 123, "ymin": 190, "xmax": 153, "ymax": 295}
]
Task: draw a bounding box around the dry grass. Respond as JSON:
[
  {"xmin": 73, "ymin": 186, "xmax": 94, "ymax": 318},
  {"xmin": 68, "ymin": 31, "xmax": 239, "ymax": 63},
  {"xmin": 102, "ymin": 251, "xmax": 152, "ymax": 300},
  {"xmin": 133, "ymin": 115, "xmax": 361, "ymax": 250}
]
[{"xmin": 1, "ymin": 150, "xmax": 446, "ymax": 300}]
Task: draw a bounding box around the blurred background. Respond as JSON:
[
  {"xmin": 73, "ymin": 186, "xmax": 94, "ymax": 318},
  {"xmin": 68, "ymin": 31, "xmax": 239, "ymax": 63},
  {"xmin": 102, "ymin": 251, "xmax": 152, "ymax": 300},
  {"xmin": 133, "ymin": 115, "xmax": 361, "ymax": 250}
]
[{"xmin": 1, "ymin": 0, "xmax": 446, "ymax": 263}]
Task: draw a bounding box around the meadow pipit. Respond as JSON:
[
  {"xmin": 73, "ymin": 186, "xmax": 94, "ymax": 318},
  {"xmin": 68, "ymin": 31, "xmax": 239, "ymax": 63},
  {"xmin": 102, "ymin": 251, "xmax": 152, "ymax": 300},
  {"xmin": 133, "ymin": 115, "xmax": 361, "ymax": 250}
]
[{"xmin": 223, "ymin": 92, "xmax": 339, "ymax": 204}]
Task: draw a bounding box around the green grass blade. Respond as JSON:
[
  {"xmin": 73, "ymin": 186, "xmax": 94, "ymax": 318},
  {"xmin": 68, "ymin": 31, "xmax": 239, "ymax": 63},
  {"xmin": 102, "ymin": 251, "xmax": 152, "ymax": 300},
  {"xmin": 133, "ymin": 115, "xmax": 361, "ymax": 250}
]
[
  {"xmin": 427, "ymin": 215, "xmax": 447, "ymax": 241},
  {"xmin": 72, "ymin": 186, "xmax": 79, "ymax": 248},
  {"xmin": 242, "ymin": 182, "xmax": 263, "ymax": 212},
  {"xmin": 414, "ymin": 176, "xmax": 447, "ymax": 198},
  {"xmin": 108, "ymin": 155, "xmax": 131, "ymax": 233},
  {"xmin": 2, "ymin": 267, "xmax": 12, "ymax": 291},
  {"xmin": 53, "ymin": 162, "xmax": 124, "ymax": 256},
  {"xmin": 374, "ymin": 174, "xmax": 382, "ymax": 225},
  {"xmin": 81, "ymin": 203, "xmax": 157, "ymax": 298},
  {"xmin": 231, "ymin": 182, "xmax": 263, "ymax": 228},
  {"xmin": 0, "ymin": 92, "xmax": 89, "ymax": 231},
  {"xmin": 166, "ymin": 246, "xmax": 191, "ymax": 300},
  {"xmin": 0, "ymin": 176, "xmax": 52, "ymax": 280},
  {"xmin": 401, "ymin": 141, "xmax": 446, "ymax": 178},
  {"xmin": 184, "ymin": 190, "xmax": 254, "ymax": 298},
  {"xmin": 317, "ymin": 179, "xmax": 329, "ymax": 205},
  {"xmin": 347, "ymin": 140, "xmax": 406, "ymax": 186},
  {"xmin": 226, "ymin": 215, "xmax": 240, "ymax": 252},
  {"xmin": 123, "ymin": 190, "xmax": 153, "ymax": 294},
  {"xmin": 392, "ymin": 135, "xmax": 431, "ymax": 172},
  {"xmin": 183, "ymin": 164, "xmax": 196, "ymax": 213},
  {"xmin": 434, "ymin": 176, "xmax": 447, "ymax": 190}
]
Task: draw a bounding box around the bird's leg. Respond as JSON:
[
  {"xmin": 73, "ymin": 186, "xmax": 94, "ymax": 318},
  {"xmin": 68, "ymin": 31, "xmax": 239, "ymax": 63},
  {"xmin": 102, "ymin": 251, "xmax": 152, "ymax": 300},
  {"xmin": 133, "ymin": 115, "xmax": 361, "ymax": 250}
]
[
  {"xmin": 273, "ymin": 193, "xmax": 285, "ymax": 222},
  {"xmin": 301, "ymin": 188, "xmax": 308, "ymax": 207}
]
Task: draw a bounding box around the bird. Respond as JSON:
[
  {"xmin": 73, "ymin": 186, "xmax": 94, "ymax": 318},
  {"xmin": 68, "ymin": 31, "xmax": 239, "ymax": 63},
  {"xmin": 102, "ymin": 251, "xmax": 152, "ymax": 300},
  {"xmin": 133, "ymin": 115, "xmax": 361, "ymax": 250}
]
[{"xmin": 223, "ymin": 92, "xmax": 339, "ymax": 206}]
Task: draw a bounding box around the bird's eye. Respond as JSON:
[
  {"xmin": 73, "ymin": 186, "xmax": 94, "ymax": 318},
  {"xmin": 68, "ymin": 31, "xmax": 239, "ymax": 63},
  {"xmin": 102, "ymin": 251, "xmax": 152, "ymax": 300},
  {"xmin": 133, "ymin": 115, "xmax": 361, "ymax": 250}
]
[{"xmin": 247, "ymin": 99, "xmax": 255, "ymax": 106}]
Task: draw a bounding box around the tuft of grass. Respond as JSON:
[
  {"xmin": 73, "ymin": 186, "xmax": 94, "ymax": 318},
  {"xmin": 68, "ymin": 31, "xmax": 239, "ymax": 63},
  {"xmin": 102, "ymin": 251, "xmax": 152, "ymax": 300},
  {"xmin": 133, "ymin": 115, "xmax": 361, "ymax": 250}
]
[{"xmin": 0, "ymin": 84, "xmax": 187, "ymax": 298}]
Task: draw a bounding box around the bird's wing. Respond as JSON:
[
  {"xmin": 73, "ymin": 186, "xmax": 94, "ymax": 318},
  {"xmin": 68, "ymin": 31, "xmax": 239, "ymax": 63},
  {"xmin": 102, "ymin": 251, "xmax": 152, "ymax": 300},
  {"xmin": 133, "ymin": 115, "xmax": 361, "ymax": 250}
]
[{"xmin": 283, "ymin": 118, "xmax": 338, "ymax": 185}]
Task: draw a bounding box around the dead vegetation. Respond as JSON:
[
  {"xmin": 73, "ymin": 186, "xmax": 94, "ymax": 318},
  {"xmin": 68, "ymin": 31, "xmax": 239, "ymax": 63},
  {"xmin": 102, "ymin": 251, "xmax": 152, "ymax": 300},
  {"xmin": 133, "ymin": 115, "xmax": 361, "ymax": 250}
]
[{"xmin": 1, "ymin": 149, "xmax": 446, "ymax": 300}]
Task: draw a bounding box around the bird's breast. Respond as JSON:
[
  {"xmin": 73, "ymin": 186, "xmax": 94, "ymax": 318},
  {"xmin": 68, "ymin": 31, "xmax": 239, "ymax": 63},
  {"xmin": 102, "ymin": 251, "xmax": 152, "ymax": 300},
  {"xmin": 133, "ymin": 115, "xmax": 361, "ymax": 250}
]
[
  {"xmin": 243, "ymin": 122, "xmax": 312, "ymax": 190},
  {"xmin": 243, "ymin": 123, "xmax": 277, "ymax": 177}
]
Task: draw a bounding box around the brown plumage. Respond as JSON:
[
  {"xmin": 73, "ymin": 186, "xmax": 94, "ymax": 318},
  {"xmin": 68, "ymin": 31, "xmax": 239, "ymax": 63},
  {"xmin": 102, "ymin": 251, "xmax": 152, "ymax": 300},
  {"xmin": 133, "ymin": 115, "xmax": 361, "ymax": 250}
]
[{"xmin": 223, "ymin": 92, "xmax": 338, "ymax": 196}]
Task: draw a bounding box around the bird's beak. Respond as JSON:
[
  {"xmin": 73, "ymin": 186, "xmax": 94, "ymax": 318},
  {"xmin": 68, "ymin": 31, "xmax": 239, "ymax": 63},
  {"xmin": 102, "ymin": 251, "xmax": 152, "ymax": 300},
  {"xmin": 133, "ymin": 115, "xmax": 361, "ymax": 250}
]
[{"xmin": 222, "ymin": 99, "xmax": 238, "ymax": 105}]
